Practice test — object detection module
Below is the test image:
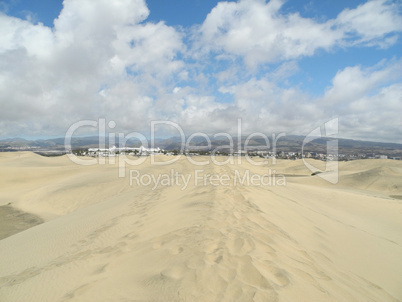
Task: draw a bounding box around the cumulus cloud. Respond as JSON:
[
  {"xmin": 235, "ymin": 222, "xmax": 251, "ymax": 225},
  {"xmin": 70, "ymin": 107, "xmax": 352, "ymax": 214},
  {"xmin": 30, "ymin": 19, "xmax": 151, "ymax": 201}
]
[
  {"xmin": 211, "ymin": 58, "xmax": 402, "ymax": 141},
  {"xmin": 0, "ymin": 0, "xmax": 185, "ymax": 136},
  {"xmin": 323, "ymin": 59, "xmax": 402, "ymax": 104},
  {"xmin": 0, "ymin": 0, "xmax": 401, "ymax": 143},
  {"xmin": 196, "ymin": 0, "xmax": 339, "ymax": 68},
  {"xmin": 196, "ymin": 0, "xmax": 402, "ymax": 68},
  {"xmin": 336, "ymin": 0, "xmax": 402, "ymax": 48},
  {"xmin": 321, "ymin": 59, "xmax": 402, "ymax": 142},
  {"xmin": 217, "ymin": 77, "xmax": 325, "ymax": 135}
]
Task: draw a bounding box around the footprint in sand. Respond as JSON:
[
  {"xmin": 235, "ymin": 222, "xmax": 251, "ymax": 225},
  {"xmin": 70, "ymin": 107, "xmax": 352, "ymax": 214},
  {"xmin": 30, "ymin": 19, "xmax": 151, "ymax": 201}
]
[{"xmin": 169, "ymin": 246, "xmax": 184, "ymax": 255}]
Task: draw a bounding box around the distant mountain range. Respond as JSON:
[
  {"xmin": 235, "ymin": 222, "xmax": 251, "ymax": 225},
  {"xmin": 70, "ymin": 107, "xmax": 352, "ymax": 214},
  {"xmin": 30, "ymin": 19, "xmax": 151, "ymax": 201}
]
[{"xmin": 1, "ymin": 135, "xmax": 402, "ymax": 156}]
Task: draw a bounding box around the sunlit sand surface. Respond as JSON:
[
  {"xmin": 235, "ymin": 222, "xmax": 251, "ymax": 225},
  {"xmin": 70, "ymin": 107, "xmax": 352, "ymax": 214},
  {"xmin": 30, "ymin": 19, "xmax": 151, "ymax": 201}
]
[{"xmin": 0, "ymin": 152, "xmax": 401, "ymax": 301}]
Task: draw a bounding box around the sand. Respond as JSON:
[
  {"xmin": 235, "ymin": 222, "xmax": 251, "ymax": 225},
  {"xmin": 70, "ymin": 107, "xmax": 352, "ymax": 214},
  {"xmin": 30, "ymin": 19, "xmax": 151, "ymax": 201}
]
[
  {"xmin": 0, "ymin": 205, "xmax": 43, "ymax": 240},
  {"xmin": 0, "ymin": 152, "xmax": 401, "ymax": 301}
]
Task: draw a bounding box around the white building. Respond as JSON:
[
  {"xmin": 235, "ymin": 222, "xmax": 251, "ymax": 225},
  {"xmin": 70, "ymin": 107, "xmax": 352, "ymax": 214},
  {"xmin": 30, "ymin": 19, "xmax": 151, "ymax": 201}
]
[{"xmin": 88, "ymin": 145, "xmax": 163, "ymax": 157}]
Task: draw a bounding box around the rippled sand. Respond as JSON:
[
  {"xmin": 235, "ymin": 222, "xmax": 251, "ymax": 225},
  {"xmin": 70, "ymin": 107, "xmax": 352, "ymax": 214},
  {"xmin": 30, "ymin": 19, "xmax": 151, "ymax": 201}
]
[{"xmin": 0, "ymin": 152, "xmax": 401, "ymax": 301}]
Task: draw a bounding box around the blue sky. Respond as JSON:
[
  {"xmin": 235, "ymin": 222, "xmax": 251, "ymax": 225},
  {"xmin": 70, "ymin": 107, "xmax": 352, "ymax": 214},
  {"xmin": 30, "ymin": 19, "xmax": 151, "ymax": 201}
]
[{"xmin": 0, "ymin": 0, "xmax": 401, "ymax": 142}]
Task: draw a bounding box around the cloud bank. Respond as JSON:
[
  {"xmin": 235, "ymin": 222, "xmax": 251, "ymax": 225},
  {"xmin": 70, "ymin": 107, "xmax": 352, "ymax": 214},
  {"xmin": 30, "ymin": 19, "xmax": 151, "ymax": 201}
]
[{"xmin": 0, "ymin": 0, "xmax": 401, "ymax": 142}]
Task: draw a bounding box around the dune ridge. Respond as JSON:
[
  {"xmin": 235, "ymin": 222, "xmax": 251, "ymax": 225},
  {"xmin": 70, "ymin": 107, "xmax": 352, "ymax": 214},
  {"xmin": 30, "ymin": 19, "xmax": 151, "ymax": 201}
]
[{"xmin": 0, "ymin": 152, "xmax": 401, "ymax": 301}]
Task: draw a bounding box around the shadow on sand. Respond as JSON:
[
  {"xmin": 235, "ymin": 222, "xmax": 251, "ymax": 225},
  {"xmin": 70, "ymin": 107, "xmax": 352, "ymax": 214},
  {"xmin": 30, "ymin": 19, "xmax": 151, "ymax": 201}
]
[{"xmin": 0, "ymin": 205, "xmax": 43, "ymax": 240}]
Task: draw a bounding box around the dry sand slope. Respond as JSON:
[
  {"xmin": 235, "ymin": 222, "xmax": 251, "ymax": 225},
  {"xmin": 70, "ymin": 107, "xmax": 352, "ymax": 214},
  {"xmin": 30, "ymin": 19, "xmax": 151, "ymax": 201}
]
[{"xmin": 0, "ymin": 152, "xmax": 401, "ymax": 301}]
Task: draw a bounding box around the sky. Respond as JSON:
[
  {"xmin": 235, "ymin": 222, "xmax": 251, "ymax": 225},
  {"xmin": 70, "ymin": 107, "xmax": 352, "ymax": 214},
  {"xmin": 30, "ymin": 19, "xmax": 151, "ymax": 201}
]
[{"xmin": 0, "ymin": 0, "xmax": 401, "ymax": 142}]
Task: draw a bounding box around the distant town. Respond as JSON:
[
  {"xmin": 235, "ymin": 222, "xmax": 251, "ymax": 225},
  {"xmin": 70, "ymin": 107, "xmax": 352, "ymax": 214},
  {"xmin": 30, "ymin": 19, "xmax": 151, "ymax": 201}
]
[
  {"xmin": 1, "ymin": 135, "xmax": 401, "ymax": 160},
  {"xmin": 68, "ymin": 145, "xmax": 401, "ymax": 161}
]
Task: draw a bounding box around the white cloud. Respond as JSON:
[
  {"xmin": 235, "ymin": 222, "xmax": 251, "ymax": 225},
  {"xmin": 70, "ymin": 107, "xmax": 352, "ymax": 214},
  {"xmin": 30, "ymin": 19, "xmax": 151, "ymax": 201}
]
[
  {"xmin": 217, "ymin": 77, "xmax": 325, "ymax": 134},
  {"xmin": 0, "ymin": 0, "xmax": 401, "ymax": 143},
  {"xmin": 0, "ymin": 0, "xmax": 185, "ymax": 136},
  {"xmin": 321, "ymin": 60, "xmax": 402, "ymax": 141},
  {"xmin": 337, "ymin": 83, "xmax": 402, "ymax": 142},
  {"xmin": 336, "ymin": 0, "xmax": 402, "ymax": 47},
  {"xmin": 211, "ymin": 59, "xmax": 402, "ymax": 141},
  {"xmin": 113, "ymin": 21, "xmax": 185, "ymax": 77},
  {"xmin": 196, "ymin": 0, "xmax": 339, "ymax": 68},
  {"xmin": 268, "ymin": 61, "xmax": 299, "ymax": 82},
  {"xmin": 0, "ymin": 14, "xmax": 54, "ymax": 58},
  {"xmin": 323, "ymin": 59, "xmax": 402, "ymax": 104},
  {"xmin": 173, "ymin": 87, "xmax": 181, "ymax": 93},
  {"xmin": 196, "ymin": 0, "xmax": 402, "ymax": 68}
]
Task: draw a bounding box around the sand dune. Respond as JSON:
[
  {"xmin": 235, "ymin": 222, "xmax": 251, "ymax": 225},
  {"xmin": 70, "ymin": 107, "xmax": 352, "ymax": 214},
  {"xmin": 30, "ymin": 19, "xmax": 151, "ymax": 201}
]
[
  {"xmin": 0, "ymin": 152, "xmax": 401, "ymax": 301},
  {"xmin": 338, "ymin": 163, "xmax": 402, "ymax": 195}
]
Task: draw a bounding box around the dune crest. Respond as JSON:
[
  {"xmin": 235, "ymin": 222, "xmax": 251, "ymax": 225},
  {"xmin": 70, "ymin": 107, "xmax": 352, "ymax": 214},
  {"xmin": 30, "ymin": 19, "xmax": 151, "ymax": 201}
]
[{"xmin": 0, "ymin": 153, "xmax": 401, "ymax": 301}]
